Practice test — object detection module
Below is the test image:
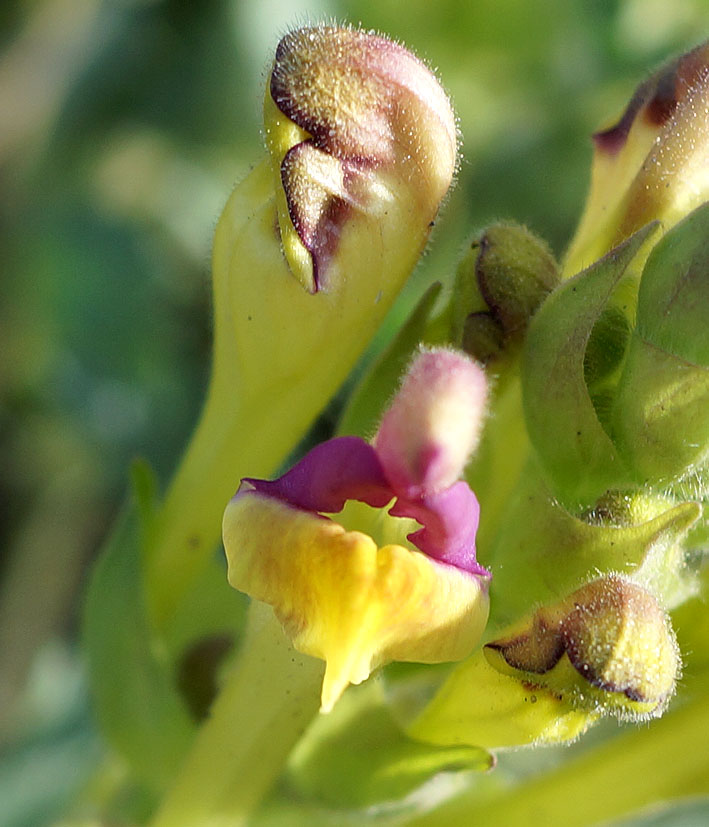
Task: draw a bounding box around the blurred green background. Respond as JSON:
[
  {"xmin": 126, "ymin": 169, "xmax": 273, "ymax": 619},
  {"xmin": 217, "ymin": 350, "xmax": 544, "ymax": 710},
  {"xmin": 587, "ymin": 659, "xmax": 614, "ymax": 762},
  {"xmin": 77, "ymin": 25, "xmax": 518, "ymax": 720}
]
[{"xmin": 1, "ymin": 0, "xmax": 707, "ymax": 824}]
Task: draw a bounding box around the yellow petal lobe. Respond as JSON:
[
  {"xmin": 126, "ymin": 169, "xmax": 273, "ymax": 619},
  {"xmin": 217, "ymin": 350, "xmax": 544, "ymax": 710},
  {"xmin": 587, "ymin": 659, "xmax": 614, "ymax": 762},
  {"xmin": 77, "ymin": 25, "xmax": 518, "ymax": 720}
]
[{"xmin": 223, "ymin": 492, "xmax": 488, "ymax": 712}]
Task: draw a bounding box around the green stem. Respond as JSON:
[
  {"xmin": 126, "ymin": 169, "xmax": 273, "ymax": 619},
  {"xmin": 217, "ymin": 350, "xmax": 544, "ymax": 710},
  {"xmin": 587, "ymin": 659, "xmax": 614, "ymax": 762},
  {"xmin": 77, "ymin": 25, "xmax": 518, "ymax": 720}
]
[
  {"xmin": 150, "ymin": 600, "xmax": 324, "ymax": 827},
  {"xmin": 411, "ymin": 688, "xmax": 709, "ymax": 827},
  {"xmin": 468, "ymin": 365, "xmax": 528, "ymax": 556},
  {"xmin": 144, "ymin": 379, "xmax": 319, "ymax": 630}
]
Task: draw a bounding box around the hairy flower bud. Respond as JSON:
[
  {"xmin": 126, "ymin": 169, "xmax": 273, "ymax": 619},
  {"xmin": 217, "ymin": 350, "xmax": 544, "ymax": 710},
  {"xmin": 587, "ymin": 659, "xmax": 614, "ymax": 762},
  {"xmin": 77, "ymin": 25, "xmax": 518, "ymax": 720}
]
[
  {"xmin": 486, "ymin": 575, "xmax": 679, "ymax": 719},
  {"xmin": 264, "ymin": 25, "xmax": 457, "ymax": 293},
  {"xmin": 565, "ymin": 40, "xmax": 709, "ymax": 278},
  {"xmin": 450, "ymin": 223, "xmax": 559, "ymax": 363},
  {"xmin": 374, "ymin": 348, "xmax": 488, "ymax": 498}
]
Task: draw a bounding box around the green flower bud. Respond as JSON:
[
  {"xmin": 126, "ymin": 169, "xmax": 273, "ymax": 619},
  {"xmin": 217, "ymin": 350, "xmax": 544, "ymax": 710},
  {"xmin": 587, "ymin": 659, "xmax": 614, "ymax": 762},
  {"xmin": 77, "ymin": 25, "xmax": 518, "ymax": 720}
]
[{"xmin": 450, "ymin": 222, "xmax": 559, "ymax": 362}]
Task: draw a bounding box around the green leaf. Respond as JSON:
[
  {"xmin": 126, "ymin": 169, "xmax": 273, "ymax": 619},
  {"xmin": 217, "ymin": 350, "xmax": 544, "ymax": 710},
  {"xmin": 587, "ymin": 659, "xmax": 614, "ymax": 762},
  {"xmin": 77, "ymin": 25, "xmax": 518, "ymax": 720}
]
[
  {"xmin": 613, "ymin": 204, "xmax": 709, "ymax": 483},
  {"xmin": 83, "ymin": 498, "xmax": 195, "ymax": 791},
  {"xmin": 636, "ymin": 202, "xmax": 709, "ymax": 366},
  {"xmin": 287, "ymin": 681, "xmax": 491, "ymax": 809},
  {"xmin": 407, "ymin": 686, "xmax": 709, "ymax": 827},
  {"xmin": 522, "ymin": 223, "xmax": 658, "ymax": 508},
  {"xmin": 484, "ymin": 462, "xmax": 699, "ymax": 629}
]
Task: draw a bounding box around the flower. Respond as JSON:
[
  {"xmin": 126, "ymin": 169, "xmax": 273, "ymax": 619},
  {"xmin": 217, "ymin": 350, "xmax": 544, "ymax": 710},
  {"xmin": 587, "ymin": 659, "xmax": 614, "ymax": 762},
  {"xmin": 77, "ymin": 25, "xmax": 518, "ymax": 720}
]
[
  {"xmin": 264, "ymin": 25, "xmax": 457, "ymax": 293},
  {"xmin": 146, "ymin": 24, "xmax": 458, "ymax": 626},
  {"xmin": 408, "ymin": 575, "xmax": 680, "ymax": 751},
  {"xmin": 486, "ymin": 574, "xmax": 680, "ymax": 720},
  {"xmin": 564, "ymin": 40, "xmax": 709, "ymax": 278},
  {"xmin": 222, "ymin": 349, "xmax": 490, "ymax": 712}
]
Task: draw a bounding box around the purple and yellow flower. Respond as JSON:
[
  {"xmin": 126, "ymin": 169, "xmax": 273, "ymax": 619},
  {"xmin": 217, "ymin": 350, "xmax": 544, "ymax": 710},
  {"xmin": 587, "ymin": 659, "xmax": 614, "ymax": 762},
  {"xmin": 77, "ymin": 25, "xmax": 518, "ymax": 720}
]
[
  {"xmin": 223, "ymin": 349, "xmax": 491, "ymax": 712},
  {"xmin": 147, "ymin": 24, "xmax": 459, "ymax": 626}
]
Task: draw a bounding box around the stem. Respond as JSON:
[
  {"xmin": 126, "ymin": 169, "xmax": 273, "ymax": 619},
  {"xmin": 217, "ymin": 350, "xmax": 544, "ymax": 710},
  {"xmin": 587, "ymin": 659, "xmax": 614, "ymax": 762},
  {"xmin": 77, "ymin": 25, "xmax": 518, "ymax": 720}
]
[
  {"xmin": 150, "ymin": 600, "xmax": 324, "ymax": 827},
  {"xmin": 144, "ymin": 381, "xmax": 317, "ymax": 630},
  {"xmin": 468, "ymin": 366, "xmax": 528, "ymax": 556}
]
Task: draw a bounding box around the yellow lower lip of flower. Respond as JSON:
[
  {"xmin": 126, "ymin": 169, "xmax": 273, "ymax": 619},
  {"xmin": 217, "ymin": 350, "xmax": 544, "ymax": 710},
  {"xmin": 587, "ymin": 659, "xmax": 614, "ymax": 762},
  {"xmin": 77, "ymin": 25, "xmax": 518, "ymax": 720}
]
[{"xmin": 223, "ymin": 491, "xmax": 489, "ymax": 712}]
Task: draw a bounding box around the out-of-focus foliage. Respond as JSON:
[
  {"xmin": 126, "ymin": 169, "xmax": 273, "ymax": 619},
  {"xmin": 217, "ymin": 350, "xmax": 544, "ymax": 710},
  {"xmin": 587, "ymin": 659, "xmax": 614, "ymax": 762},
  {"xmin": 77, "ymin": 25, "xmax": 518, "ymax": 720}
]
[{"xmin": 1, "ymin": 1, "xmax": 707, "ymax": 824}]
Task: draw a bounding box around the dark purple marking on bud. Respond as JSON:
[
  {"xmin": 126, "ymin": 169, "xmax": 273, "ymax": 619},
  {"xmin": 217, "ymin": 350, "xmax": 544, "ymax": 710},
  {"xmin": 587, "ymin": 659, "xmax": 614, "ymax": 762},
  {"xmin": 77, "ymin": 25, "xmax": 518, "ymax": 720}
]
[
  {"xmin": 280, "ymin": 142, "xmax": 368, "ymax": 290},
  {"xmin": 486, "ymin": 610, "xmax": 566, "ymax": 674},
  {"xmin": 594, "ymin": 42, "xmax": 709, "ymax": 155},
  {"xmin": 487, "ymin": 576, "xmax": 677, "ymax": 705}
]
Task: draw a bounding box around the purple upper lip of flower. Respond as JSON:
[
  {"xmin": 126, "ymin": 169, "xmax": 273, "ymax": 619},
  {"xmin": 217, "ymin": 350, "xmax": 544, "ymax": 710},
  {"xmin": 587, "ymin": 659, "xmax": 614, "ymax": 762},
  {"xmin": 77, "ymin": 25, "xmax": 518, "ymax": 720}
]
[{"xmin": 242, "ymin": 435, "xmax": 490, "ymax": 579}]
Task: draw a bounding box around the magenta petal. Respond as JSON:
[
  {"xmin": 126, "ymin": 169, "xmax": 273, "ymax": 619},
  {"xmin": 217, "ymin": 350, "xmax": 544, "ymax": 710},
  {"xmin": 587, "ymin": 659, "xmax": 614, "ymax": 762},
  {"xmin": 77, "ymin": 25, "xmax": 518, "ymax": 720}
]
[
  {"xmin": 240, "ymin": 436, "xmax": 487, "ymax": 579},
  {"xmin": 390, "ymin": 481, "xmax": 489, "ymax": 578},
  {"xmin": 243, "ymin": 436, "xmax": 394, "ymax": 512}
]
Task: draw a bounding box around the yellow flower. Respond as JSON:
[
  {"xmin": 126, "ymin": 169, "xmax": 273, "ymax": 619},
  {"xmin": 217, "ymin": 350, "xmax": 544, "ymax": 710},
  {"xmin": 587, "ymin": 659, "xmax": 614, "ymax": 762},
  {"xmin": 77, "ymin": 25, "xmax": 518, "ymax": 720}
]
[{"xmin": 223, "ymin": 349, "xmax": 490, "ymax": 712}]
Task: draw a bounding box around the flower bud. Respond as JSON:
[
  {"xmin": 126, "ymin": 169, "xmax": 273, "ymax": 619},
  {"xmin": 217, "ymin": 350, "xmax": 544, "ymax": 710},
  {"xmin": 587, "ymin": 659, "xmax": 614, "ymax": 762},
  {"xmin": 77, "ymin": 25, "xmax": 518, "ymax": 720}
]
[
  {"xmin": 450, "ymin": 223, "xmax": 559, "ymax": 362},
  {"xmin": 486, "ymin": 575, "xmax": 680, "ymax": 719},
  {"xmin": 565, "ymin": 40, "xmax": 709, "ymax": 278},
  {"xmin": 265, "ymin": 25, "xmax": 457, "ymax": 293}
]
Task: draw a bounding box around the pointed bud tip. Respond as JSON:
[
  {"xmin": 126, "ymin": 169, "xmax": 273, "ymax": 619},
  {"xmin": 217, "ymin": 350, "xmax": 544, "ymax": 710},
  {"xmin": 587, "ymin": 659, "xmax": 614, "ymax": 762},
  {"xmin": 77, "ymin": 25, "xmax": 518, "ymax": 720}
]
[{"xmin": 594, "ymin": 41, "xmax": 709, "ymax": 155}]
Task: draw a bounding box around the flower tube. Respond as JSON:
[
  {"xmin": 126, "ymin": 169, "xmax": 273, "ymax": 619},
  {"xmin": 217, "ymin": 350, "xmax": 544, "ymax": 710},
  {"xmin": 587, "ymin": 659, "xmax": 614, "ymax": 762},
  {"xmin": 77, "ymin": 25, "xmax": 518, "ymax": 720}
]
[{"xmin": 223, "ymin": 349, "xmax": 490, "ymax": 712}]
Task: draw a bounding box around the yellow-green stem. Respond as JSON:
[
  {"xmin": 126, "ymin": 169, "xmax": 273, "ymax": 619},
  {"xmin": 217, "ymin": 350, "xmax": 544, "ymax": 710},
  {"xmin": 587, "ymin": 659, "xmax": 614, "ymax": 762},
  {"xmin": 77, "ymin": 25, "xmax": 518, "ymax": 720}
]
[
  {"xmin": 144, "ymin": 377, "xmax": 321, "ymax": 630},
  {"xmin": 150, "ymin": 600, "xmax": 323, "ymax": 827}
]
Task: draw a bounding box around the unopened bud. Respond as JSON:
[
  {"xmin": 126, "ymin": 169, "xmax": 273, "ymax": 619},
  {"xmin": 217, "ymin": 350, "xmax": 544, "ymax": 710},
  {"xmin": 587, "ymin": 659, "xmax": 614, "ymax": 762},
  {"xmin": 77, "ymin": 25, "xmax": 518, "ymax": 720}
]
[
  {"xmin": 486, "ymin": 575, "xmax": 680, "ymax": 719},
  {"xmin": 450, "ymin": 223, "xmax": 559, "ymax": 362},
  {"xmin": 265, "ymin": 25, "xmax": 457, "ymax": 293},
  {"xmin": 565, "ymin": 40, "xmax": 709, "ymax": 278}
]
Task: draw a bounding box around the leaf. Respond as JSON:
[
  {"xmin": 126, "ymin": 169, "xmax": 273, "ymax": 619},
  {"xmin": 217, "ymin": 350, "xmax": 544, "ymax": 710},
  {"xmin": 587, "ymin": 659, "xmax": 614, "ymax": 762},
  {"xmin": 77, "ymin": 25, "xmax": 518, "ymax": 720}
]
[
  {"xmin": 612, "ymin": 204, "xmax": 709, "ymax": 483},
  {"xmin": 287, "ymin": 681, "xmax": 491, "ymax": 809},
  {"xmin": 522, "ymin": 223, "xmax": 658, "ymax": 508},
  {"xmin": 636, "ymin": 202, "xmax": 709, "ymax": 366},
  {"xmin": 484, "ymin": 462, "xmax": 698, "ymax": 629},
  {"xmin": 83, "ymin": 497, "xmax": 195, "ymax": 791}
]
